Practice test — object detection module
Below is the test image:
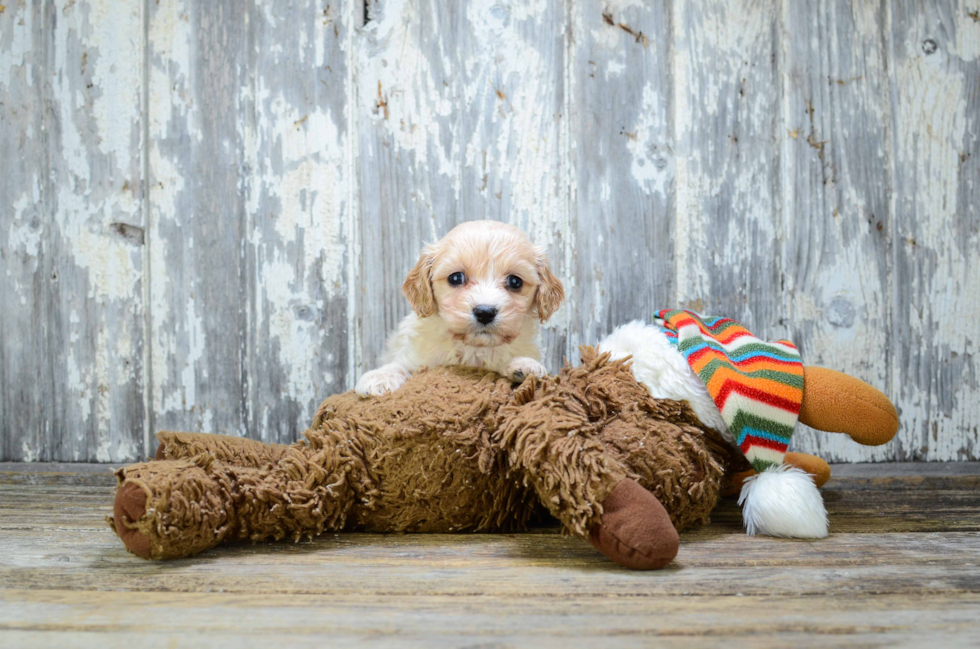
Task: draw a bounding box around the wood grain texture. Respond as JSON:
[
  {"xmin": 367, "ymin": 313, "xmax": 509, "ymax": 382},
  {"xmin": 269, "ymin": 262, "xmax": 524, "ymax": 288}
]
[
  {"xmin": 240, "ymin": 0, "xmax": 353, "ymax": 444},
  {"xmin": 145, "ymin": 0, "xmax": 250, "ymax": 440},
  {"xmin": 1, "ymin": 465, "xmax": 980, "ymax": 647},
  {"xmin": 0, "ymin": 0, "xmax": 146, "ymax": 462},
  {"xmin": 2, "ymin": 591, "xmax": 979, "ymax": 649},
  {"xmin": 671, "ymin": 0, "xmax": 782, "ymax": 329},
  {"xmin": 1, "ymin": 1, "xmax": 979, "ymax": 461},
  {"xmin": 780, "ymin": 1, "xmax": 895, "ymax": 462},
  {"xmin": 887, "ymin": 0, "xmax": 980, "ymax": 461},
  {"xmin": 567, "ymin": 0, "xmax": 675, "ymax": 352},
  {"xmin": 146, "ymin": 0, "xmax": 353, "ymax": 446}
]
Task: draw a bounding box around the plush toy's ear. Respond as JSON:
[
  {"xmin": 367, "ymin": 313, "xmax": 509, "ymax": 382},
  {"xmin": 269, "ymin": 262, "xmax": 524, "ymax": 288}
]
[
  {"xmin": 534, "ymin": 249, "xmax": 565, "ymax": 322},
  {"xmin": 402, "ymin": 246, "xmax": 438, "ymax": 318}
]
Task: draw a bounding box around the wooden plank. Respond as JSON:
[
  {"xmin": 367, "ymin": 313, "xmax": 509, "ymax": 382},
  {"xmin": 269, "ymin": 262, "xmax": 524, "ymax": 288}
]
[
  {"xmin": 2, "ymin": 590, "xmax": 979, "ymax": 649},
  {"xmin": 1, "ymin": 526, "xmax": 979, "ymax": 596},
  {"xmin": 146, "ymin": 2, "xmax": 354, "ymax": 445},
  {"xmin": 353, "ymin": 0, "xmax": 568, "ymax": 372},
  {"xmin": 670, "ymin": 0, "xmax": 782, "ymax": 329},
  {"xmin": 0, "ymin": 462, "xmax": 117, "ymax": 475},
  {"xmin": 567, "ymin": 1, "xmax": 675, "ymax": 352},
  {"xmin": 2, "ymin": 466, "xmax": 980, "ymax": 646},
  {"xmin": 4, "ymin": 507, "xmax": 980, "ymax": 569},
  {"xmin": 830, "ymin": 461, "xmax": 980, "ymax": 477},
  {"xmin": 779, "ymin": 1, "xmax": 896, "ymax": 462},
  {"xmin": 145, "ymin": 1, "xmax": 250, "ymax": 438},
  {"xmin": 887, "ymin": 1, "xmax": 980, "ymax": 460},
  {"xmin": 240, "ymin": 0, "xmax": 354, "ymax": 443},
  {"xmin": 0, "ymin": 464, "xmax": 116, "ymax": 487},
  {"xmin": 0, "ymin": 630, "xmax": 976, "ymax": 649},
  {"xmin": 0, "ymin": 1, "xmax": 146, "ymax": 462},
  {"xmin": 0, "ymin": 1, "xmax": 50, "ymax": 463}
]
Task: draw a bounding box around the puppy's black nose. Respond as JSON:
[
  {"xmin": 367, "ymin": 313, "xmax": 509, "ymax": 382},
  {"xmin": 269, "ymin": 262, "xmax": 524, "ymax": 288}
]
[{"xmin": 473, "ymin": 305, "xmax": 498, "ymax": 325}]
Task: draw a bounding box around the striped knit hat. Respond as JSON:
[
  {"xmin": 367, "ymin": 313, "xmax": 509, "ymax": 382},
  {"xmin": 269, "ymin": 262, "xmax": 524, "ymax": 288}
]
[{"xmin": 654, "ymin": 309, "xmax": 804, "ymax": 473}]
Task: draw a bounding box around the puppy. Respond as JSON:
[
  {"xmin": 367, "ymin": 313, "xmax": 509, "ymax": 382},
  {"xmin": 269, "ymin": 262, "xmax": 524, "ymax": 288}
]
[{"xmin": 355, "ymin": 221, "xmax": 564, "ymax": 397}]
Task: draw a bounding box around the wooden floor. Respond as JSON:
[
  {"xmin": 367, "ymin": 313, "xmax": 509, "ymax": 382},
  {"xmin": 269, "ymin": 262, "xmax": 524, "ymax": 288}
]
[{"xmin": 1, "ymin": 463, "xmax": 979, "ymax": 648}]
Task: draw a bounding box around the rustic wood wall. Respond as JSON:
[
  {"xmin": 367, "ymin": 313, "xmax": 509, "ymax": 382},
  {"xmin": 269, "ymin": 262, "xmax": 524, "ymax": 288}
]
[{"xmin": 2, "ymin": 0, "xmax": 978, "ymax": 463}]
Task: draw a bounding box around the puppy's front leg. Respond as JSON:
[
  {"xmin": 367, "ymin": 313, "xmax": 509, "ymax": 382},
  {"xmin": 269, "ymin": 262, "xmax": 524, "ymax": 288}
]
[
  {"xmin": 355, "ymin": 363, "xmax": 410, "ymax": 397},
  {"xmin": 504, "ymin": 356, "xmax": 548, "ymax": 384}
]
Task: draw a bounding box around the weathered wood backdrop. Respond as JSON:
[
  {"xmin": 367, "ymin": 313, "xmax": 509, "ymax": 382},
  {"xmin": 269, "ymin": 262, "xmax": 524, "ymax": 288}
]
[{"xmin": 1, "ymin": 0, "xmax": 978, "ymax": 463}]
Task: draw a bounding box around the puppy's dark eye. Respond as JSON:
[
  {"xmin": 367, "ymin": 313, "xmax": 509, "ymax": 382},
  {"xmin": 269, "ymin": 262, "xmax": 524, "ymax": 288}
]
[
  {"xmin": 506, "ymin": 275, "xmax": 523, "ymax": 290},
  {"xmin": 448, "ymin": 272, "xmax": 466, "ymax": 286}
]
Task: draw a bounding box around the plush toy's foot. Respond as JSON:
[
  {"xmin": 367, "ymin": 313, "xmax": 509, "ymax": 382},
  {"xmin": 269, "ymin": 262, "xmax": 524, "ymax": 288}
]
[
  {"xmin": 799, "ymin": 367, "xmax": 899, "ymax": 445},
  {"xmin": 109, "ymin": 460, "xmax": 240, "ymax": 560},
  {"xmin": 112, "ymin": 481, "xmax": 152, "ymax": 559},
  {"xmin": 722, "ymin": 452, "xmax": 831, "ymax": 497},
  {"xmin": 589, "ymin": 479, "xmax": 679, "ymax": 570}
]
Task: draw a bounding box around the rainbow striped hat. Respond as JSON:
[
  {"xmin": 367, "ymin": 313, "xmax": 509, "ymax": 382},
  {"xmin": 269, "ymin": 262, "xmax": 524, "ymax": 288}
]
[{"xmin": 655, "ymin": 309, "xmax": 804, "ymax": 473}]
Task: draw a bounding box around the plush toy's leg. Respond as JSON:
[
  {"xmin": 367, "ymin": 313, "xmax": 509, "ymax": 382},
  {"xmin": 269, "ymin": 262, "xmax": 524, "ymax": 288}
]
[
  {"xmin": 110, "ymin": 447, "xmax": 354, "ymax": 559},
  {"xmin": 722, "ymin": 452, "xmax": 831, "ymax": 497},
  {"xmin": 588, "ymin": 479, "xmax": 679, "ymax": 570},
  {"xmin": 112, "ymin": 459, "xmax": 233, "ymax": 559},
  {"xmin": 799, "ymin": 367, "xmax": 899, "ymax": 445},
  {"xmin": 499, "ymin": 410, "xmax": 678, "ymax": 570},
  {"xmin": 154, "ymin": 431, "xmax": 289, "ymax": 466}
]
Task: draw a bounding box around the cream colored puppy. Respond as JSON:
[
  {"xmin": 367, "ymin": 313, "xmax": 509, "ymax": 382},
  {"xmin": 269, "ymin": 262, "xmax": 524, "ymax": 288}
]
[{"xmin": 355, "ymin": 221, "xmax": 564, "ymax": 397}]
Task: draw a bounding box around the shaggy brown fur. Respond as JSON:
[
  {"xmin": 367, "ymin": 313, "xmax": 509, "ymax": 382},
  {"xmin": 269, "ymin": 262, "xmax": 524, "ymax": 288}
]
[{"xmin": 111, "ymin": 347, "xmax": 728, "ymax": 560}]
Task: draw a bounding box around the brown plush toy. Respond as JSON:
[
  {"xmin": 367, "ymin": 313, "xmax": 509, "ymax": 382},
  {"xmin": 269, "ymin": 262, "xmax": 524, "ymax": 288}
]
[{"xmin": 110, "ymin": 347, "xmax": 896, "ymax": 569}]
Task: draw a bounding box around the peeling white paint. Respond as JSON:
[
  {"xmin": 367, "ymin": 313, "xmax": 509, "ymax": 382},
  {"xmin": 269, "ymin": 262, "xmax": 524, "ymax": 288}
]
[
  {"xmin": 86, "ymin": 0, "xmax": 142, "ymax": 169},
  {"xmin": 256, "ymin": 257, "xmax": 321, "ymax": 409},
  {"xmin": 0, "ymin": 0, "xmax": 147, "ymax": 462},
  {"xmin": 248, "ymin": 78, "xmax": 346, "ymax": 296},
  {"xmin": 0, "ymin": 3, "xmax": 35, "ymax": 89},
  {"xmin": 7, "ymin": 196, "xmax": 42, "ymax": 259},
  {"xmin": 357, "ymin": 0, "xmax": 456, "ymax": 178},
  {"xmin": 147, "ymin": 0, "xmax": 198, "ymax": 429},
  {"xmin": 463, "ymin": 0, "xmax": 565, "ymax": 246},
  {"xmin": 148, "ymin": 0, "xmax": 197, "ymax": 141},
  {"xmin": 20, "ymin": 441, "xmax": 39, "ymax": 463},
  {"xmin": 951, "ymin": 0, "xmax": 980, "ymax": 61},
  {"xmin": 891, "ymin": 24, "xmax": 980, "ymax": 460},
  {"xmin": 625, "ymin": 82, "xmax": 672, "ymax": 196},
  {"xmin": 777, "ymin": 0, "xmax": 896, "ymax": 462},
  {"xmin": 64, "ymin": 223, "xmax": 141, "ymax": 302},
  {"xmin": 235, "ymin": 0, "xmax": 354, "ymax": 440},
  {"xmin": 93, "ymin": 324, "xmax": 113, "ymax": 462}
]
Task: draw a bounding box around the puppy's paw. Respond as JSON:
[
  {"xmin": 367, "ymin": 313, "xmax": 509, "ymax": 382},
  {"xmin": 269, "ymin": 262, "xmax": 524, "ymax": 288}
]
[
  {"xmin": 355, "ymin": 365, "xmax": 409, "ymax": 397},
  {"xmin": 506, "ymin": 357, "xmax": 548, "ymax": 384}
]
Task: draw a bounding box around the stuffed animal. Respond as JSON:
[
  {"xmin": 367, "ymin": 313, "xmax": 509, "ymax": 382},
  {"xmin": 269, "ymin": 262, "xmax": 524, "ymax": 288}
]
[
  {"xmin": 598, "ymin": 310, "xmax": 899, "ymax": 538},
  {"xmin": 110, "ymin": 328, "xmax": 898, "ymax": 570}
]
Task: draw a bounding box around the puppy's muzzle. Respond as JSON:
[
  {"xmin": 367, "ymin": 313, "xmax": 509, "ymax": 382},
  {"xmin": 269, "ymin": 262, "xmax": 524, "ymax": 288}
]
[{"xmin": 473, "ymin": 305, "xmax": 497, "ymax": 325}]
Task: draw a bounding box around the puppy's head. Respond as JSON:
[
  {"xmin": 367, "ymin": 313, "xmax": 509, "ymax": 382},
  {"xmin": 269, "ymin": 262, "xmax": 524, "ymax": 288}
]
[{"xmin": 403, "ymin": 221, "xmax": 564, "ymax": 347}]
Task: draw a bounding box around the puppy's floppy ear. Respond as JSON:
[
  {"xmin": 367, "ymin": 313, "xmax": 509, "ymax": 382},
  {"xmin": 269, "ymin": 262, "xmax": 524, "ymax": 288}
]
[
  {"xmin": 534, "ymin": 249, "xmax": 565, "ymax": 322},
  {"xmin": 403, "ymin": 246, "xmax": 438, "ymax": 317}
]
